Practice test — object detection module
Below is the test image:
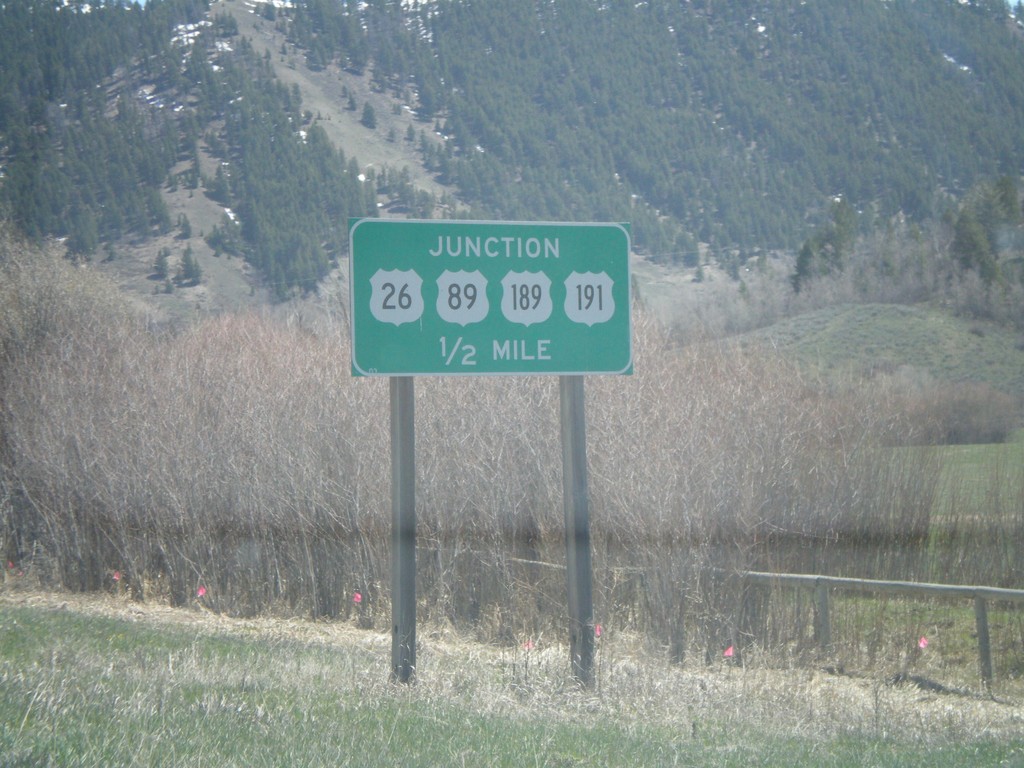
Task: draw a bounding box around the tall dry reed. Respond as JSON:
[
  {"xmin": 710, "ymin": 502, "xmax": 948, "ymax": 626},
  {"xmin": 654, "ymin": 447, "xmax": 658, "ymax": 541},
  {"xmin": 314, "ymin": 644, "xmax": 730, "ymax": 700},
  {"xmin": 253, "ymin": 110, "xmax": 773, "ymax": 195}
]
[{"xmin": 0, "ymin": 232, "xmax": 1006, "ymax": 664}]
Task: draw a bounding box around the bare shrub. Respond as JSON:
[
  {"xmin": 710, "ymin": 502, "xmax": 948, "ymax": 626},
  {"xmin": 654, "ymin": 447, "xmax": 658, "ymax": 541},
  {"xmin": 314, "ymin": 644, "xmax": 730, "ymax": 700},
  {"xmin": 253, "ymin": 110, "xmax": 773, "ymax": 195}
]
[
  {"xmin": 3, "ymin": 306, "xmax": 392, "ymax": 615},
  {"xmin": 2, "ymin": 302, "xmax": 945, "ymax": 646},
  {"xmin": 926, "ymin": 383, "xmax": 1018, "ymax": 445},
  {"xmin": 0, "ymin": 229, "xmax": 142, "ymax": 586},
  {"xmin": 0, "ymin": 238, "xmax": 964, "ymax": 661},
  {"xmin": 580, "ymin": 317, "xmax": 942, "ymax": 654},
  {"xmin": 882, "ymin": 379, "xmax": 1019, "ymax": 445}
]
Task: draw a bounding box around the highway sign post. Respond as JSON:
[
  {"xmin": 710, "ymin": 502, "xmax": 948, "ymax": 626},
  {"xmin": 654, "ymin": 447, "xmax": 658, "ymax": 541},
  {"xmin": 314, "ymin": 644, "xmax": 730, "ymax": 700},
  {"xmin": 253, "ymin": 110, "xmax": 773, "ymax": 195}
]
[{"xmin": 350, "ymin": 219, "xmax": 630, "ymax": 687}]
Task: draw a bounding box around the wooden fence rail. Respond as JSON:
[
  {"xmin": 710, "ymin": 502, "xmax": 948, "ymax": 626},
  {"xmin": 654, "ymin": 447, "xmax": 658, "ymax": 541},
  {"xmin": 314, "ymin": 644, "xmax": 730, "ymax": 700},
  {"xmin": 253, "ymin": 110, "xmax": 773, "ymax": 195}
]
[{"xmin": 741, "ymin": 570, "xmax": 1024, "ymax": 686}]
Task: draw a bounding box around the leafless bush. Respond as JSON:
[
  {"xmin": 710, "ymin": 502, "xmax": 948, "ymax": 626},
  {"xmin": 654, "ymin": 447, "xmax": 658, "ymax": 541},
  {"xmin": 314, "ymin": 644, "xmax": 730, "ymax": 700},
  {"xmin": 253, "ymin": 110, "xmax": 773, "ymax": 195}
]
[
  {"xmin": 923, "ymin": 383, "xmax": 1018, "ymax": 445},
  {"xmin": 5, "ymin": 301, "xmax": 934, "ymax": 629},
  {"xmin": 876, "ymin": 377, "xmax": 1019, "ymax": 446},
  {"xmin": 0, "ymin": 231, "xmax": 993, "ymax": 663}
]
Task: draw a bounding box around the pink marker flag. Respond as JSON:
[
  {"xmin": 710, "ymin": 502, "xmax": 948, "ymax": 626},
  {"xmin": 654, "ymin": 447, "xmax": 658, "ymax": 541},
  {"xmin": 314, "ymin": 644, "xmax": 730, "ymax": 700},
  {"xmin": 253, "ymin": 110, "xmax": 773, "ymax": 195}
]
[
  {"xmin": 353, "ymin": 591, "xmax": 363, "ymax": 604},
  {"xmin": 724, "ymin": 645, "xmax": 735, "ymax": 658},
  {"xmin": 197, "ymin": 585, "xmax": 207, "ymax": 598},
  {"xmin": 918, "ymin": 636, "xmax": 928, "ymax": 650}
]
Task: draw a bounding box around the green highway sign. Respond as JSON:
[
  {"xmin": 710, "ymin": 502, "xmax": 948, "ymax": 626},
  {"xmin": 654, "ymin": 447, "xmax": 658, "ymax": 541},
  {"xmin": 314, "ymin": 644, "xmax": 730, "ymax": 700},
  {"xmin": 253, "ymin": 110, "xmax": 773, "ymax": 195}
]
[{"xmin": 349, "ymin": 219, "xmax": 632, "ymax": 376}]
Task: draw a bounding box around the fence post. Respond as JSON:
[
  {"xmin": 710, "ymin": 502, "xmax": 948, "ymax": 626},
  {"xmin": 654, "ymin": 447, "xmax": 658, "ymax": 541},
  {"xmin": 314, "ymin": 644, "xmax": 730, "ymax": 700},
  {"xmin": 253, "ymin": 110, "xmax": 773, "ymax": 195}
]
[
  {"xmin": 740, "ymin": 570, "xmax": 1024, "ymax": 684},
  {"xmin": 814, "ymin": 579, "xmax": 832, "ymax": 651},
  {"xmin": 974, "ymin": 595, "xmax": 993, "ymax": 688}
]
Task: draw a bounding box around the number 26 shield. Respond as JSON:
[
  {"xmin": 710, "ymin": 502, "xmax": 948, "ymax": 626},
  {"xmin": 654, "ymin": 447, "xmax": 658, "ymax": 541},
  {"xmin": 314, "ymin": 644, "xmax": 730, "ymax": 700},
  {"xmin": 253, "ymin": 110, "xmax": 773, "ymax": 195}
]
[{"xmin": 369, "ymin": 268, "xmax": 424, "ymax": 326}]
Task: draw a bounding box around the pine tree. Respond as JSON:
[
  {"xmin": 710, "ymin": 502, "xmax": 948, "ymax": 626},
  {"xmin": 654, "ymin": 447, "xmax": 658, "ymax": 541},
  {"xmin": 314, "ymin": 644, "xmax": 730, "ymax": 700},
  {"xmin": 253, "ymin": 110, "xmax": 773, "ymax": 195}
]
[
  {"xmin": 154, "ymin": 247, "xmax": 170, "ymax": 280},
  {"xmin": 361, "ymin": 102, "xmax": 377, "ymax": 129},
  {"xmin": 177, "ymin": 245, "xmax": 201, "ymax": 286},
  {"xmin": 952, "ymin": 209, "xmax": 993, "ymax": 279}
]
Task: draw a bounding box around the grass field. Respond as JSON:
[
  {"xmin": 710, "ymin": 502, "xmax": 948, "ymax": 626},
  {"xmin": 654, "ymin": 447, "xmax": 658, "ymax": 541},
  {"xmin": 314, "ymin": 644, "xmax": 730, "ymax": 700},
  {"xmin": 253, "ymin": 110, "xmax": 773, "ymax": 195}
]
[
  {"xmin": 1, "ymin": 591, "xmax": 1021, "ymax": 767},
  {"xmin": 932, "ymin": 429, "xmax": 1024, "ymax": 517}
]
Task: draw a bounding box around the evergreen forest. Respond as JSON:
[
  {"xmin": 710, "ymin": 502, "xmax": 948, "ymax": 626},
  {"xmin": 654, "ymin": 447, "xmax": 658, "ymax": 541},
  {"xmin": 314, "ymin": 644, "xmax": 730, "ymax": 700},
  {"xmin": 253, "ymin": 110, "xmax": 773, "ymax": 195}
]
[
  {"xmin": 0, "ymin": 0, "xmax": 377, "ymax": 298},
  {"xmin": 3, "ymin": 0, "xmax": 1024, "ymax": 297},
  {"xmin": 291, "ymin": 0, "xmax": 1024, "ymax": 261}
]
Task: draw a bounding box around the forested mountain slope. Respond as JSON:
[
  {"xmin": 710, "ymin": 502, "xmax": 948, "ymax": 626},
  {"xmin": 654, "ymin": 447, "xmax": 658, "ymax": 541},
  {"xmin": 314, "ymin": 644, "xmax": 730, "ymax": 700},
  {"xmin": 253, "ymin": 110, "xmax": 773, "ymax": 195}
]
[
  {"xmin": 0, "ymin": 0, "xmax": 379, "ymax": 303},
  {"xmin": 2, "ymin": 0, "xmax": 1024, "ymax": 302},
  {"xmin": 337, "ymin": 0, "xmax": 1024, "ymax": 261}
]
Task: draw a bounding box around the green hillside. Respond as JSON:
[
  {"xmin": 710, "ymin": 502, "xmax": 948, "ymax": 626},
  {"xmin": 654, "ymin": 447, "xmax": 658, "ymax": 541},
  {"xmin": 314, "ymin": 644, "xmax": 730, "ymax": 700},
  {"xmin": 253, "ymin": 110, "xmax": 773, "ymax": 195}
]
[{"xmin": 743, "ymin": 303, "xmax": 1024, "ymax": 398}]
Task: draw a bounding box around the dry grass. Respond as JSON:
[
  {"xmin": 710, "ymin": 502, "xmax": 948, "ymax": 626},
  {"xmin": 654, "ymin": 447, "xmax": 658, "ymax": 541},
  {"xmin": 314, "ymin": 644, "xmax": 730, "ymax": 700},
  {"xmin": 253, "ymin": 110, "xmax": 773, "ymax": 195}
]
[{"xmin": 2, "ymin": 587, "xmax": 1022, "ymax": 752}]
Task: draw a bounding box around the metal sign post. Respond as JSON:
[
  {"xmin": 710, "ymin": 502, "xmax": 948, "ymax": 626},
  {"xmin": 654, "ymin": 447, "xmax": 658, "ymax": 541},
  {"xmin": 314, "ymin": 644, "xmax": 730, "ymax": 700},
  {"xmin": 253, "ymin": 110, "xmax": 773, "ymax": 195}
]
[
  {"xmin": 390, "ymin": 376, "xmax": 416, "ymax": 683},
  {"xmin": 560, "ymin": 374, "xmax": 594, "ymax": 686}
]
